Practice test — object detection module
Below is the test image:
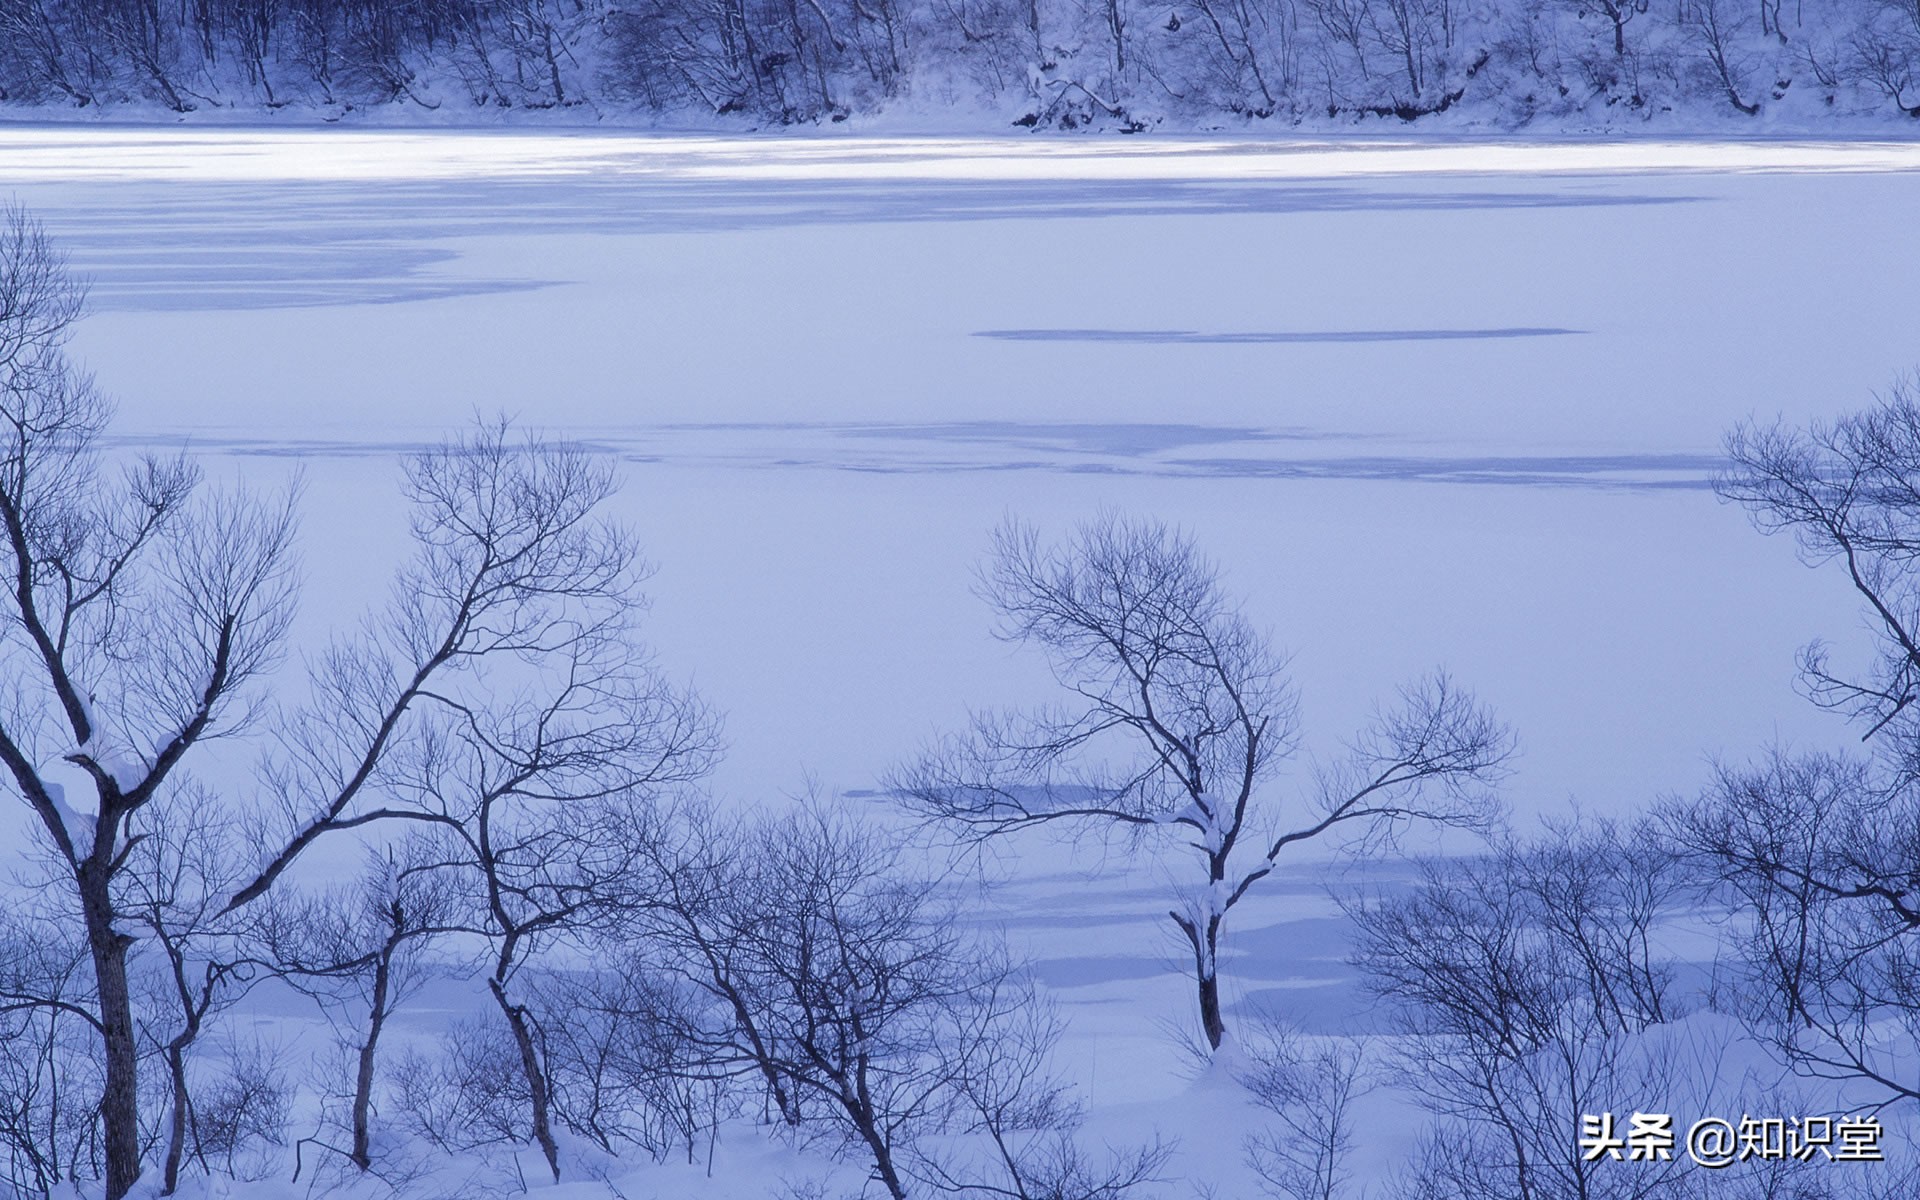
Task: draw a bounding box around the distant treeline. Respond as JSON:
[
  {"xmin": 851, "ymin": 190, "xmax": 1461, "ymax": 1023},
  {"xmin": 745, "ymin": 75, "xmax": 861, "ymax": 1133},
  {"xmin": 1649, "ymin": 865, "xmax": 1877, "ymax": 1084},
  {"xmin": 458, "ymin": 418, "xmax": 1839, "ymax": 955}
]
[{"xmin": 1, "ymin": 0, "xmax": 1917, "ymax": 124}]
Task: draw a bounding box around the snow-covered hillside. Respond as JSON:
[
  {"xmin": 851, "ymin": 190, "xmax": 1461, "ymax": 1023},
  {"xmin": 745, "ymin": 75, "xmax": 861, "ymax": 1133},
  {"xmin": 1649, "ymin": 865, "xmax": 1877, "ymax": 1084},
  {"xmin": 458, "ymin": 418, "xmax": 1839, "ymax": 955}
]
[{"xmin": 6, "ymin": 0, "xmax": 1920, "ymax": 130}]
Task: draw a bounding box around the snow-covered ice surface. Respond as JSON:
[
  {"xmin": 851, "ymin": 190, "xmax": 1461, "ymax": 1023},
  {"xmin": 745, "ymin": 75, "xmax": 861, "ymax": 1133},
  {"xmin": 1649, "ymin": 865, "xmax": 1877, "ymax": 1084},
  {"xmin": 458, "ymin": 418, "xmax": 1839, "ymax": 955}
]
[
  {"xmin": 8, "ymin": 129, "xmax": 1906, "ymax": 812},
  {"xmin": 4, "ymin": 129, "xmax": 1918, "ymax": 1196}
]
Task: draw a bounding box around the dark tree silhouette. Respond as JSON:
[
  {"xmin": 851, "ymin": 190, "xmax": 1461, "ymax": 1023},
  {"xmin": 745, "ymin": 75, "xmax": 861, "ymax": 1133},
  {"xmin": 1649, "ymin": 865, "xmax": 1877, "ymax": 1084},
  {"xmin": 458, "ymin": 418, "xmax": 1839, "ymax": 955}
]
[{"xmin": 896, "ymin": 513, "xmax": 1510, "ymax": 1050}]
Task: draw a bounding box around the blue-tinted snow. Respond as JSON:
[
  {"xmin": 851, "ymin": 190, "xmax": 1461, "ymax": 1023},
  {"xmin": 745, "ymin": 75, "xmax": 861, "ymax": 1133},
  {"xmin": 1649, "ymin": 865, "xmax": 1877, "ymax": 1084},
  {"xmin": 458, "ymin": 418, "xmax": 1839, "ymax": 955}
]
[
  {"xmin": 40, "ymin": 179, "xmax": 1692, "ymax": 312},
  {"xmin": 98, "ymin": 423, "xmax": 1717, "ymax": 488},
  {"xmin": 4, "ymin": 131, "xmax": 1901, "ymax": 823},
  {"xmin": 0, "ymin": 134, "xmax": 1905, "ymax": 1188},
  {"xmin": 974, "ymin": 325, "xmax": 1581, "ymax": 342}
]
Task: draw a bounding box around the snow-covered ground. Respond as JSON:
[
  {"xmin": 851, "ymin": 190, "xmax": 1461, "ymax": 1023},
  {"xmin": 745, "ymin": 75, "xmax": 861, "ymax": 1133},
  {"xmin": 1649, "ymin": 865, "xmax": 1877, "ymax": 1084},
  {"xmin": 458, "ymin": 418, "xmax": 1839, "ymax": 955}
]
[{"xmin": 4, "ymin": 130, "xmax": 1918, "ymax": 1197}]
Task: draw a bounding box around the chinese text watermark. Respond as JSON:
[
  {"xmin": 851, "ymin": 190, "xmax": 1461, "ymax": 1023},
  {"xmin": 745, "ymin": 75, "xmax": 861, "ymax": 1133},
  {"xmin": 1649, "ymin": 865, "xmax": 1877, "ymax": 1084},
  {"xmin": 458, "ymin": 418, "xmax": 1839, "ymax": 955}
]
[{"xmin": 1580, "ymin": 1113, "xmax": 1885, "ymax": 1168}]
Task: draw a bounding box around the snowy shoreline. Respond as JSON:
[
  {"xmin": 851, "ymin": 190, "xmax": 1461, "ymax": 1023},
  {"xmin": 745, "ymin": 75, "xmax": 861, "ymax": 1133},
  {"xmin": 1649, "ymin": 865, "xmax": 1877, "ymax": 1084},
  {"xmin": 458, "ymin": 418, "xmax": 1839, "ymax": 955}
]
[
  {"xmin": 6, "ymin": 124, "xmax": 1920, "ymax": 189},
  {"xmin": 7, "ymin": 102, "xmax": 1920, "ymax": 137}
]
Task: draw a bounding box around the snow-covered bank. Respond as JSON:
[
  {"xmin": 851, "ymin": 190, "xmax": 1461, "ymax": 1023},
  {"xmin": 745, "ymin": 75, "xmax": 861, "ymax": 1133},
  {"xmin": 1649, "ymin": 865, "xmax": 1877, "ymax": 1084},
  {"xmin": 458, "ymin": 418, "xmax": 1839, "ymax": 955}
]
[
  {"xmin": 9, "ymin": 0, "xmax": 1920, "ymax": 133},
  {"xmin": 6, "ymin": 126, "xmax": 1920, "ymax": 183}
]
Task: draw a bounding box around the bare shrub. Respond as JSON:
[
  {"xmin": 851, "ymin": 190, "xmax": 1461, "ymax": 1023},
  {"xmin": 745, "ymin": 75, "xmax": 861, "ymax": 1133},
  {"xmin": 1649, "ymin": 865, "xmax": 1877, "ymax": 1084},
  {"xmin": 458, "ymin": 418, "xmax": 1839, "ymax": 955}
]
[
  {"xmin": 623, "ymin": 798, "xmax": 1167, "ymax": 1200},
  {"xmin": 535, "ymin": 964, "xmax": 740, "ymax": 1166},
  {"xmin": 1236, "ymin": 1015, "xmax": 1368, "ymax": 1200},
  {"xmin": 391, "ymin": 1016, "xmax": 532, "ymax": 1156},
  {"xmin": 188, "ymin": 1039, "xmax": 290, "ymax": 1181},
  {"xmin": 1349, "ymin": 820, "xmax": 1704, "ymax": 1200}
]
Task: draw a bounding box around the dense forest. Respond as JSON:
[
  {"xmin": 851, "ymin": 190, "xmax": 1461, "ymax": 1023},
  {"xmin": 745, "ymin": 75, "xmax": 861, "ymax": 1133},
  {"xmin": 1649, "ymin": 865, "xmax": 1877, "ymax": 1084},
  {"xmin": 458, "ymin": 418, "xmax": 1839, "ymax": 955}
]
[{"xmin": 1, "ymin": 0, "xmax": 1918, "ymax": 125}]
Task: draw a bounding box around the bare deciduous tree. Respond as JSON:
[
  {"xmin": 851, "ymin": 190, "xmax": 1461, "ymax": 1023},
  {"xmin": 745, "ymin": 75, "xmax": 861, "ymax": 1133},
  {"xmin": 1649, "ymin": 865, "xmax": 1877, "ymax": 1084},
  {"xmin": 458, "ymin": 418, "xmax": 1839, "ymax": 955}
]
[
  {"xmin": 0, "ymin": 896, "xmax": 98, "ymax": 1197},
  {"xmin": 719, "ymin": 806, "xmax": 984, "ymax": 1200},
  {"xmin": 1236, "ymin": 1015, "xmax": 1367, "ymax": 1200},
  {"xmin": 0, "ymin": 207, "xmax": 298, "ymax": 1200},
  {"xmin": 250, "ymin": 426, "xmax": 721, "ymax": 1183},
  {"xmin": 895, "ymin": 513, "xmax": 1510, "ymax": 1050},
  {"xmin": 1669, "ymin": 749, "xmax": 1920, "ymax": 1107},
  {"xmin": 1684, "ymin": 0, "xmax": 1761, "ymax": 114},
  {"xmin": 229, "ymin": 418, "xmax": 709, "ymax": 909},
  {"xmin": 0, "ymin": 209, "xmax": 715, "ymax": 1198},
  {"xmin": 535, "ymin": 957, "xmax": 738, "ymax": 1165},
  {"xmin": 618, "ymin": 796, "xmax": 811, "ymax": 1130},
  {"xmin": 1718, "ymin": 378, "xmax": 1920, "ymax": 753},
  {"xmin": 256, "ymin": 836, "xmax": 463, "ymax": 1175},
  {"xmin": 1347, "ymin": 821, "xmax": 1702, "ymax": 1200},
  {"xmin": 418, "ymin": 783, "xmax": 715, "ymax": 1182},
  {"xmin": 624, "ymin": 799, "xmax": 1165, "ymax": 1200},
  {"xmin": 122, "ymin": 792, "xmax": 265, "ymax": 1196},
  {"xmin": 1686, "ymin": 382, "xmax": 1920, "ymax": 1107},
  {"xmin": 924, "ymin": 990, "xmax": 1170, "ymax": 1200},
  {"xmin": 1849, "ymin": 13, "xmax": 1920, "ymax": 115}
]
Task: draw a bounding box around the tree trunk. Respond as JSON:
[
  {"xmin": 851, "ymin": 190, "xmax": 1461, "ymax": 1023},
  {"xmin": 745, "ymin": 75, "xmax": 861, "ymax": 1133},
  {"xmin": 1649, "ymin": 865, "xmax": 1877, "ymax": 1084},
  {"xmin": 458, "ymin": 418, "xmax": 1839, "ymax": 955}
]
[
  {"xmin": 846, "ymin": 1092, "xmax": 908, "ymax": 1200},
  {"xmin": 351, "ymin": 949, "xmax": 395, "ymax": 1170},
  {"xmin": 81, "ymin": 867, "xmax": 143, "ymax": 1200},
  {"xmin": 490, "ymin": 978, "xmax": 560, "ymax": 1181},
  {"xmin": 1174, "ymin": 907, "xmax": 1228, "ymax": 1050},
  {"xmin": 160, "ymin": 956, "xmax": 212, "ymax": 1195},
  {"xmin": 722, "ymin": 986, "xmax": 799, "ymax": 1125},
  {"xmin": 862, "ymin": 1133, "xmax": 908, "ymax": 1199},
  {"xmin": 1197, "ymin": 966, "xmax": 1226, "ymax": 1050},
  {"xmin": 543, "ymin": 25, "xmax": 566, "ymax": 104},
  {"xmin": 162, "ymin": 1042, "xmax": 190, "ymax": 1193}
]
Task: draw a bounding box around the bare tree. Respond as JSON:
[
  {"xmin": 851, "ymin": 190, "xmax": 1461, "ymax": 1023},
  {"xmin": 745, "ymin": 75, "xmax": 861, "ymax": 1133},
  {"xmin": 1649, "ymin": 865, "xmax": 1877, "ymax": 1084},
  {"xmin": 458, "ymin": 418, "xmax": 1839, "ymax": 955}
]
[
  {"xmin": 895, "ymin": 513, "xmax": 1510, "ymax": 1050},
  {"xmin": 229, "ymin": 418, "xmax": 706, "ymax": 909},
  {"xmin": 1347, "ymin": 822, "xmax": 1703, "ymax": 1200},
  {"xmin": 618, "ymin": 795, "xmax": 810, "ymax": 1130},
  {"xmin": 716, "ymin": 806, "xmax": 976, "ymax": 1200},
  {"xmin": 0, "ymin": 207, "xmax": 298, "ymax": 1200},
  {"xmin": 226, "ymin": 417, "xmax": 717, "ymax": 1186},
  {"xmin": 924, "ymin": 988, "xmax": 1170, "ymax": 1200},
  {"xmin": 1174, "ymin": 0, "xmax": 1297, "ymax": 115},
  {"xmin": 1849, "ymin": 9, "xmax": 1920, "ymax": 116},
  {"xmin": 1364, "ymin": 0, "xmax": 1445, "ymax": 103},
  {"xmin": 1718, "ymin": 376, "xmax": 1920, "ymax": 753},
  {"xmin": 627, "ymin": 800, "xmax": 1163, "ymax": 1200},
  {"xmin": 1236, "ymin": 1015, "xmax": 1367, "ymax": 1200},
  {"xmin": 404, "ymin": 782, "xmax": 714, "ymax": 1181},
  {"xmin": 1511, "ymin": 813, "xmax": 1685, "ymax": 1034},
  {"xmin": 98, "ymin": 0, "xmax": 197, "ymax": 110},
  {"xmin": 1684, "ymin": 380, "xmax": 1920, "ymax": 1108},
  {"xmin": 121, "ymin": 791, "xmax": 267, "ymax": 1196},
  {"xmin": 1569, "ymin": 0, "xmax": 1647, "ymax": 58},
  {"xmin": 255, "ymin": 836, "xmax": 463, "ymax": 1175},
  {"xmin": 1667, "ymin": 749, "xmax": 1920, "ymax": 1107},
  {"xmin": 535, "ymin": 956, "xmax": 739, "ymax": 1165},
  {"xmin": 0, "ymin": 0, "xmax": 106, "ymax": 105},
  {"xmin": 1684, "ymin": 0, "xmax": 1760, "ymax": 114},
  {"xmin": 0, "ymin": 209, "xmax": 715, "ymax": 1198},
  {"xmin": 0, "ymin": 895, "xmax": 98, "ymax": 1197},
  {"xmin": 354, "ymin": 548, "xmax": 719, "ymax": 1180}
]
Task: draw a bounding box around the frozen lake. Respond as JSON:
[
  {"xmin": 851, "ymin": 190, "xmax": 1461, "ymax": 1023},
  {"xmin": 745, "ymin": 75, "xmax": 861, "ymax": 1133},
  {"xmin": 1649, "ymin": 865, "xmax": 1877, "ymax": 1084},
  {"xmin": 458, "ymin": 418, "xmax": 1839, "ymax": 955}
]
[
  {"xmin": 5, "ymin": 128, "xmax": 1920, "ymax": 1194},
  {"xmin": 3, "ymin": 128, "xmax": 1915, "ymax": 825}
]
